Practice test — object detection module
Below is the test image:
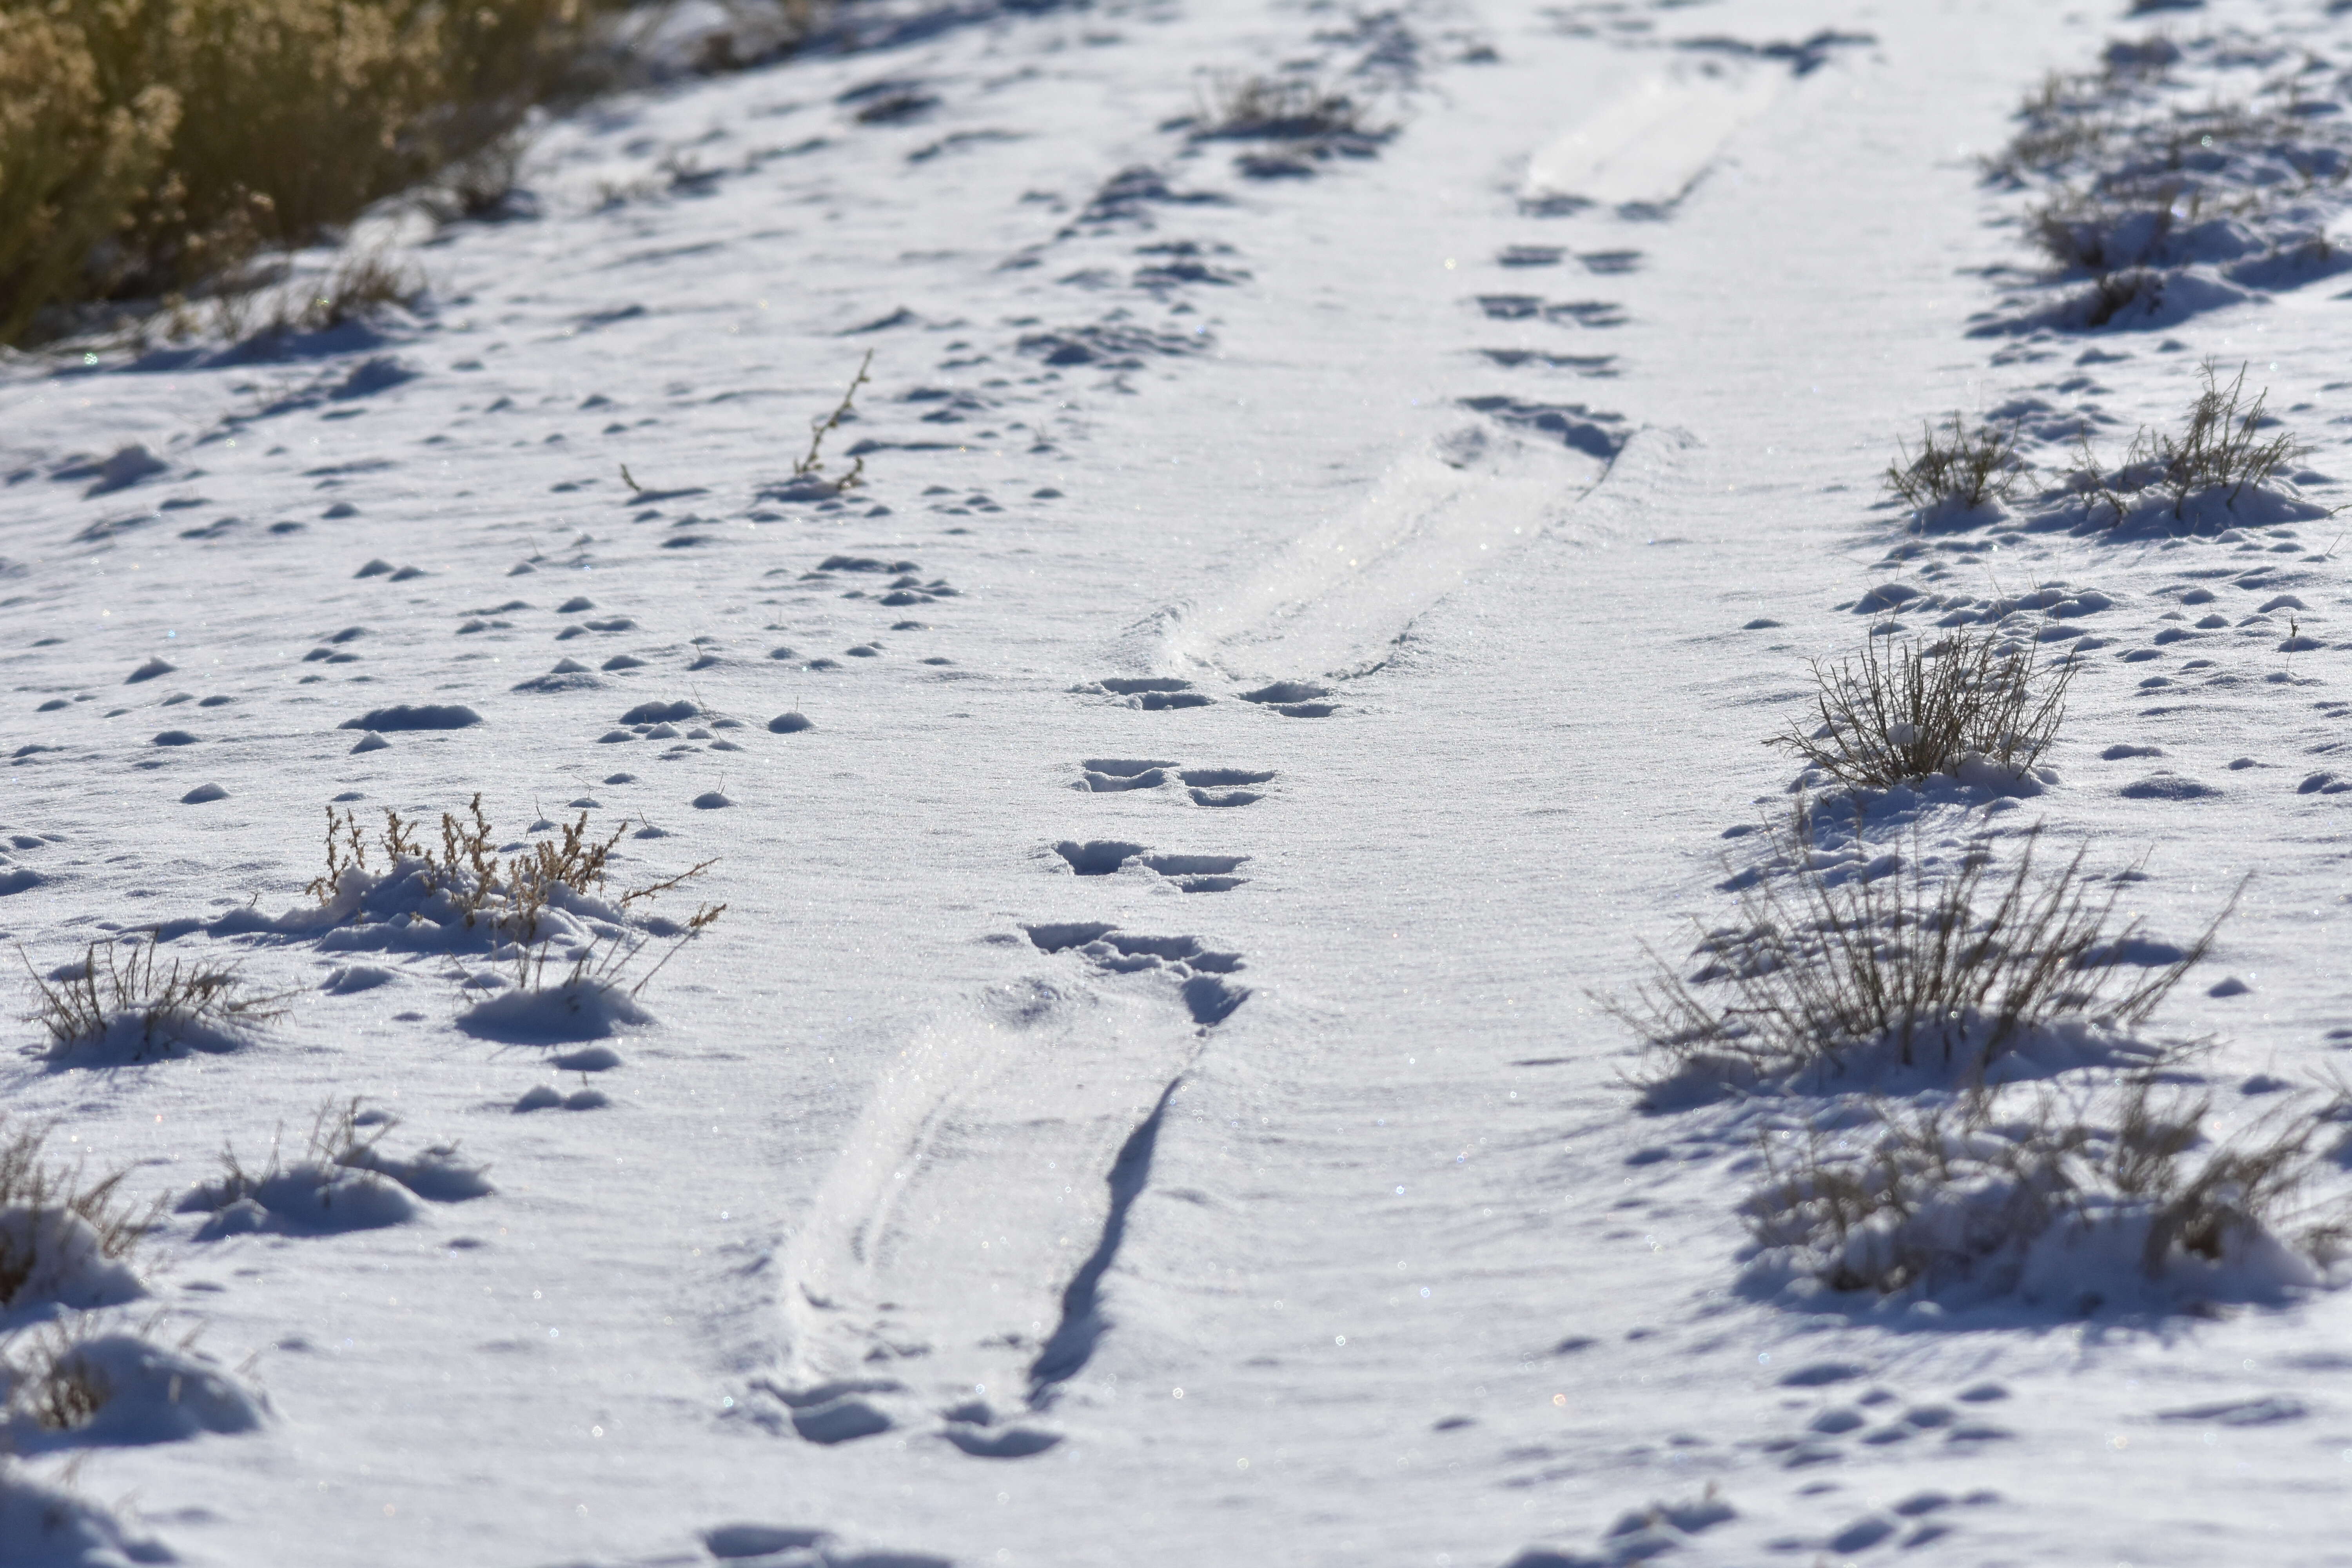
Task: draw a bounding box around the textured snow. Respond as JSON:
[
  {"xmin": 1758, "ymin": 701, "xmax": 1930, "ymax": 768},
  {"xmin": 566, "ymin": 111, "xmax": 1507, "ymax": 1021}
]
[{"xmin": 6, "ymin": 0, "xmax": 2352, "ymax": 1563}]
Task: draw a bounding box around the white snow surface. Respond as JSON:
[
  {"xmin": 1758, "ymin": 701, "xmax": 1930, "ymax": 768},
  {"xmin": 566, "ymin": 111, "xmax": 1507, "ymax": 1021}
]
[{"xmin": 6, "ymin": 0, "xmax": 2352, "ymax": 1563}]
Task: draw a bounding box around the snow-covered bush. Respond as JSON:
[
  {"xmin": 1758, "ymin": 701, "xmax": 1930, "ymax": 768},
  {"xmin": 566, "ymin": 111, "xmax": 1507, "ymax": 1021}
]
[
  {"xmin": 276, "ymin": 795, "xmax": 722, "ymax": 1039},
  {"xmin": 25, "ymin": 938, "xmax": 283, "ymax": 1066},
  {"xmin": 178, "ymin": 1096, "xmax": 488, "ymax": 1238},
  {"xmin": 3, "ymin": 1320, "xmax": 267, "ymax": 1447},
  {"xmin": 1769, "ymin": 626, "xmax": 2073, "ymax": 791},
  {"xmin": 1742, "ymin": 1082, "xmax": 2350, "ymax": 1312},
  {"xmin": 0, "ymin": 1457, "xmax": 174, "ymax": 1566},
  {"xmin": 0, "ymin": 1120, "xmax": 149, "ymax": 1316},
  {"xmin": 1624, "ymin": 818, "xmax": 2231, "ymax": 1100},
  {"xmin": 2058, "ymin": 361, "xmax": 2307, "ymax": 526},
  {"xmin": 1882, "ymin": 414, "xmax": 2026, "ymax": 511}
]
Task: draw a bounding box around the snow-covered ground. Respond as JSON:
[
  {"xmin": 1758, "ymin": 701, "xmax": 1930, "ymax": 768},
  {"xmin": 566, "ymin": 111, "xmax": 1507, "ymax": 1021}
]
[{"xmin": 8, "ymin": 0, "xmax": 2352, "ymax": 1563}]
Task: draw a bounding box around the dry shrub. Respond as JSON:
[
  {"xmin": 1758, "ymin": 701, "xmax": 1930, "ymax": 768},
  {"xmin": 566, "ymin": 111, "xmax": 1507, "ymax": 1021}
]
[
  {"xmin": 1769, "ymin": 627, "xmax": 2074, "ymax": 791},
  {"xmin": 302, "ymin": 794, "xmax": 724, "ymax": 1024},
  {"xmin": 23, "ymin": 938, "xmax": 285, "ymax": 1063},
  {"xmin": 305, "ymin": 791, "xmax": 686, "ymax": 941},
  {"xmin": 1193, "ymin": 73, "xmax": 1385, "ymax": 142},
  {"xmin": 0, "ymin": 0, "xmax": 629, "ymax": 344},
  {"xmin": 2067, "ymin": 361, "xmax": 2302, "ymax": 522},
  {"xmin": 5, "ymin": 1321, "xmax": 115, "ymax": 1432},
  {"xmin": 0, "ymin": 1120, "xmax": 153, "ymax": 1309},
  {"xmin": 1883, "ymin": 414, "xmax": 2026, "ymax": 509},
  {"xmin": 1624, "ymin": 816, "xmax": 2232, "ymax": 1096},
  {"xmin": 1747, "ymin": 1080, "xmax": 2345, "ymax": 1305}
]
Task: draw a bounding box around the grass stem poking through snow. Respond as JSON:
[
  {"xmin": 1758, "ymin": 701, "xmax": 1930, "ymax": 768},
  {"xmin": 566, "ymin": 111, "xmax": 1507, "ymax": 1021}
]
[
  {"xmin": 2063, "ymin": 361, "xmax": 2305, "ymax": 524},
  {"xmin": 22, "ymin": 939, "xmax": 284, "ymax": 1065},
  {"xmin": 0, "ymin": 1118, "xmax": 155, "ymax": 1311},
  {"xmin": 792, "ymin": 348, "xmax": 873, "ymax": 492},
  {"xmin": 1883, "ymin": 414, "xmax": 2026, "ymax": 510},
  {"xmin": 1622, "ymin": 814, "xmax": 2236, "ymax": 1097},
  {"xmin": 1768, "ymin": 627, "xmax": 2074, "ymax": 791},
  {"xmin": 1745, "ymin": 1080, "xmax": 2348, "ymax": 1308},
  {"xmin": 1193, "ymin": 73, "xmax": 1380, "ymax": 142}
]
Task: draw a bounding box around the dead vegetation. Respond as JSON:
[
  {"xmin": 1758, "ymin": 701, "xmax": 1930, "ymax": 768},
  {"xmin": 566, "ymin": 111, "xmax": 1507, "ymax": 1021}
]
[
  {"xmin": 22, "ymin": 938, "xmax": 285, "ymax": 1064},
  {"xmin": 2066, "ymin": 361, "xmax": 2303, "ymax": 521},
  {"xmin": 1194, "ymin": 73, "xmax": 1380, "ymax": 141},
  {"xmin": 304, "ymin": 793, "xmax": 724, "ymax": 1025},
  {"xmin": 1622, "ymin": 814, "xmax": 2233, "ymax": 1094},
  {"xmin": 0, "ymin": 1119, "xmax": 154, "ymax": 1310},
  {"xmin": 1747, "ymin": 1079, "xmax": 2347, "ymax": 1301},
  {"xmin": 792, "ymin": 349, "xmax": 873, "ymax": 492},
  {"xmin": 306, "ymin": 791, "xmax": 712, "ymax": 941},
  {"xmin": 1769, "ymin": 626, "xmax": 2075, "ymax": 791},
  {"xmin": 1883, "ymin": 414, "xmax": 2027, "ymax": 510},
  {"xmin": 4, "ymin": 1319, "xmax": 116, "ymax": 1432},
  {"xmin": 0, "ymin": 0, "xmax": 643, "ymax": 345}
]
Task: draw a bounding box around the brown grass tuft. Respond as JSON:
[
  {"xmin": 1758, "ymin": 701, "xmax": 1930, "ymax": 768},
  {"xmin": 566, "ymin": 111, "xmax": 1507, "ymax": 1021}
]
[
  {"xmin": 1769, "ymin": 627, "xmax": 2074, "ymax": 792},
  {"xmin": 1621, "ymin": 813, "xmax": 2233, "ymax": 1094},
  {"xmin": 22, "ymin": 938, "xmax": 285, "ymax": 1063}
]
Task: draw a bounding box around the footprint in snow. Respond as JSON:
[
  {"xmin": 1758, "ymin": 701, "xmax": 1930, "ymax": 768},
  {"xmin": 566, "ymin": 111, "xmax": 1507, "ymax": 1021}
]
[
  {"xmin": 1472, "ymin": 294, "xmax": 1625, "ymax": 328},
  {"xmin": 1239, "ymin": 681, "xmax": 1336, "ymax": 718},
  {"xmin": 1024, "ymin": 924, "xmax": 1248, "ymax": 1025},
  {"xmin": 1073, "ymin": 759, "xmax": 1273, "ymax": 805},
  {"xmin": 1050, "ymin": 840, "xmax": 1248, "ymax": 891},
  {"xmin": 1075, "ymin": 676, "xmax": 1213, "ymax": 710}
]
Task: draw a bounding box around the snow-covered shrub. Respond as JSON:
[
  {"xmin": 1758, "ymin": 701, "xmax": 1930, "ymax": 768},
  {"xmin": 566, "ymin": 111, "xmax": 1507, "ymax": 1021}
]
[
  {"xmin": 1882, "ymin": 414, "xmax": 2026, "ymax": 511},
  {"xmin": 278, "ymin": 795, "xmax": 722, "ymax": 1037},
  {"xmin": 2060, "ymin": 361, "xmax": 2305, "ymax": 525},
  {"xmin": 25, "ymin": 938, "xmax": 283, "ymax": 1066},
  {"xmin": 1742, "ymin": 1082, "xmax": 2349, "ymax": 1312},
  {"xmin": 0, "ymin": 1457, "xmax": 174, "ymax": 1566},
  {"xmin": 1768, "ymin": 627, "xmax": 2073, "ymax": 791},
  {"xmin": 1624, "ymin": 817, "xmax": 2230, "ymax": 1100},
  {"xmin": 178, "ymin": 1097, "xmax": 487, "ymax": 1238},
  {"xmin": 0, "ymin": 1120, "xmax": 149, "ymax": 1316},
  {"xmin": 3, "ymin": 1319, "xmax": 267, "ymax": 1447},
  {"xmin": 1976, "ymin": 40, "xmax": 2352, "ymax": 336},
  {"xmin": 1194, "ymin": 73, "xmax": 1382, "ymax": 141}
]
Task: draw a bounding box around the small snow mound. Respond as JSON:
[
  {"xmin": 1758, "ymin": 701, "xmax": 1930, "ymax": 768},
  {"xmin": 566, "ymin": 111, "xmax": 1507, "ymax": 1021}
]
[
  {"xmin": 179, "ymin": 783, "xmax": 228, "ymax": 804},
  {"xmin": 706, "ymin": 1523, "xmax": 833, "ymax": 1558},
  {"xmin": 350, "ymin": 731, "xmax": 390, "ymax": 753},
  {"xmin": 183, "ymin": 1164, "xmax": 420, "ymax": 1237},
  {"xmin": 0, "ymin": 1206, "xmax": 145, "ymax": 1312},
  {"xmin": 150, "ymin": 730, "xmax": 197, "ymax": 747},
  {"xmin": 84, "ymin": 444, "xmax": 167, "ymax": 497},
  {"xmin": 339, "ymin": 704, "xmax": 481, "ymax": 731},
  {"xmin": 0, "ymin": 1463, "xmax": 176, "ymax": 1566},
  {"xmin": 622, "ymin": 700, "xmax": 697, "ymax": 724},
  {"xmin": 2120, "ymin": 772, "xmax": 2218, "ymax": 801},
  {"xmin": 321, "ymin": 964, "xmax": 396, "ymax": 994},
  {"xmin": 7, "ymin": 1334, "xmax": 267, "ymax": 1450},
  {"xmin": 769, "ymin": 711, "xmax": 814, "ymax": 733},
  {"xmin": 459, "ymin": 977, "xmax": 651, "ymax": 1042},
  {"xmin": 125, "ymin": 658, "xmax": 175, "ymax": 684},
  {"xmin": 691, "ymin": 791, "xmax": 733, "ymax": 809}
]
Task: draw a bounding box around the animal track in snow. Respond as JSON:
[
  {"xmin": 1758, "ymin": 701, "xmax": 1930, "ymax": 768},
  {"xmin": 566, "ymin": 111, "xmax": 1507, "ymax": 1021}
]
[
  {"xmin": 1472, "ymin": 294, "xmax": 1625, "ymax": 328},
  {"xmin": 1476, "ymin": 348, "xmax": 1619, "ymax": 376},
  {"xmin": 1073, "ymin": 758, "xmax": 1274, "ymax": 805},
  {"xmin": 1239, "ymin": 681, "xmax": 1336, "ymax": 718},
  {"xmin": 1024, "ymin": 924, "xmax": 1248, "ymax": 1024},
  {"xmin": 1051, "ymin": 841, "xmax": 1249, "ymax": 891},
  {"xmin": 1458, "ymin": 396, "xmax": 1630, "ymax": 460},
  {"xmin": 1074, "ymin": 676, "xmax": 1213, "ymax": 710}
]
